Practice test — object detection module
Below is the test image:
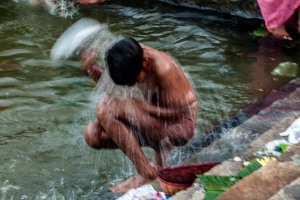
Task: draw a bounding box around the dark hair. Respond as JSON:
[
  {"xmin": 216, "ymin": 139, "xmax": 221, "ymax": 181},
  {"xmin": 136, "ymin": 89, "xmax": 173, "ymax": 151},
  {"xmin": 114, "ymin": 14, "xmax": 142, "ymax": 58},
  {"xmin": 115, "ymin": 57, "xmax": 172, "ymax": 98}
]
[{"xmin": 106, "ymin": 37, "xmax": 143, "ymax": 85}]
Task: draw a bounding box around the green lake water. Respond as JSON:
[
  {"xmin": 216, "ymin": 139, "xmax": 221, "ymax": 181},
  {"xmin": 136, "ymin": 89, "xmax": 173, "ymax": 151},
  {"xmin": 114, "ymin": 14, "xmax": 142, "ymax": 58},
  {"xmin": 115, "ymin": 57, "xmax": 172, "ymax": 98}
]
[{"xmin": 0, "ymin": 0, "xmax": 298, "ymax": 199}]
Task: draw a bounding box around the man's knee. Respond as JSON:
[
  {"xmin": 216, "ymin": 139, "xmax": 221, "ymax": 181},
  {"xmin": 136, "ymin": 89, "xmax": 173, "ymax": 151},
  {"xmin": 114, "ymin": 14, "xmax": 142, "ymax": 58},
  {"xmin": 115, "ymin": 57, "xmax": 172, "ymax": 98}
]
[
  {"xmin": 168, "ymin": 131, "xmax": 194, "ymax": 146},
  {"xmin": 96, "ymin": 99, "xmax": 115, "ymax": 118},
  {"xmin": 84, "ymin": 121, "xmax": 102, "ymax": 149},
  {"xmin": 84, "ymin": 121, "xmax": 117, "ymax": 149}
]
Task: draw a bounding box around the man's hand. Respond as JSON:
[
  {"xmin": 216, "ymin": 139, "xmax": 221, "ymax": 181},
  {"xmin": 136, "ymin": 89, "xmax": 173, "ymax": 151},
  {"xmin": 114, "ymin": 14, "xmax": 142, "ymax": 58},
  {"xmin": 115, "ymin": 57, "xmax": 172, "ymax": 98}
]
[
  {"xmin": 81, "ymin": 54, "xmax": 103, "ymax": 83},
  {"xmin": 81, "ymin": 54, "xmax": 95, "ymax": 73}
]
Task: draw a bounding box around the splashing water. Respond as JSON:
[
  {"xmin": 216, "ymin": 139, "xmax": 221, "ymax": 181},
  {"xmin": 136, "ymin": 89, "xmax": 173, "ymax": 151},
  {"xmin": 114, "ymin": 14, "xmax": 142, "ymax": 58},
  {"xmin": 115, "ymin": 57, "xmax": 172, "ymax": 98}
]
[
  {"xmin": 1, "ymin": 180, "xmax": 21, "ymax": 200},
  {"xmin": 28, "ymin": 0, "xmax": 79, "ymax": 18},
  {"xmin": 55, "ymin": 19, "xmax": 148, "ymax": 181},
  {"xmin": 49, "ymin": 18, "xmax": 144, "ymax": 111},
  {"xmin": 1, "ymin": 2, "xmax": 296, "ymax": 198},
  {"xmin": 51, "ymin": 18, "xmax": 122, "ymax": 66}
]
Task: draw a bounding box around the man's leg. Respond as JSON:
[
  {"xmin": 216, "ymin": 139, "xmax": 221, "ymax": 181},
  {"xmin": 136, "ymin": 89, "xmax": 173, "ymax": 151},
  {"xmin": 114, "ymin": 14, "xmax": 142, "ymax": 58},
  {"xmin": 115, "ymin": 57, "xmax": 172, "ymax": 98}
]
[
  {"xmin": 85, "ymin": 121, "xmax": 118, "ymax": 149},
  {"xmin": 85, "ymin": 118, "xmax": 157, "ymax": 193},
  {"xmin": 102, "ymin": 118, "xmax": 157, "ymax": 193},
  {"xmin": 96, "ymin": 97, "xmax": 164, "ymax": 192},
  {"xmin": 154, "ymin": 139, "xmax": 173, "ymax": 169}
]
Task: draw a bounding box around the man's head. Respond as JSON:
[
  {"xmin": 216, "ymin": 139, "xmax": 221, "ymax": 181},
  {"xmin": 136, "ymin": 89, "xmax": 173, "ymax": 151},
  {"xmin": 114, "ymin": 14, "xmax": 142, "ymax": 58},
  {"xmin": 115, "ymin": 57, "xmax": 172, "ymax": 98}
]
[{"xmin": 106, "ymin": 37, "xmax": 143, "ymax": 85}]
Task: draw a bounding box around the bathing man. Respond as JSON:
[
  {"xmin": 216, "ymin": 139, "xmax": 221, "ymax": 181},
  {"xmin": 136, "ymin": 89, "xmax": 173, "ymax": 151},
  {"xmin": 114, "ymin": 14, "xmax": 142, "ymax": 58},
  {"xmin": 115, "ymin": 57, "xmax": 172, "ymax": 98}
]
[{"xmin": 83, "ymin": 37, "xmax": 198, "ymax": 193}]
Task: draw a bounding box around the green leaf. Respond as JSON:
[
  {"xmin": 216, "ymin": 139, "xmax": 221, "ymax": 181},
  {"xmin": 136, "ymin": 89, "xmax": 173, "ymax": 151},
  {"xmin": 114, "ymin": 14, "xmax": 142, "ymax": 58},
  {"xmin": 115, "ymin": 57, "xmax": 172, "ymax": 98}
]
[
  {"xmin": 279, "ymin": 143, "xmax": 289, "ymax": 153},
  {"xmin": 198, "ymin": 159, "xmax": 263, "ymax": 199},
  {"xmin": 250, "ymin": 25, "xmax": 268, "ymax": 37},
  {"xmin": 271, "ymin": 62, "xmax": 298, "ymax": 78},
  {"xmin": 198, "ymin": 175, "xmax": 240, "ymax": 191},
  {"xmin": 238, "ymin": 159, "xmax": 262, "ymax": 178},
  {"xmin": 203, "ymin": 190, "xmax": 223, "ymax": 200}
]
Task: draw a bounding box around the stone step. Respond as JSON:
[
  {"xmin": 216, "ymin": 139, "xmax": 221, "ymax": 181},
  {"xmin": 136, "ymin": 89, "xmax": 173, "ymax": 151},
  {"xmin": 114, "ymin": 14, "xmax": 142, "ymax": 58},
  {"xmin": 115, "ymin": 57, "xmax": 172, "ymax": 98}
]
[{"xmin": 217, "ymin": 161, "xmax": 300, "ymax": 200}]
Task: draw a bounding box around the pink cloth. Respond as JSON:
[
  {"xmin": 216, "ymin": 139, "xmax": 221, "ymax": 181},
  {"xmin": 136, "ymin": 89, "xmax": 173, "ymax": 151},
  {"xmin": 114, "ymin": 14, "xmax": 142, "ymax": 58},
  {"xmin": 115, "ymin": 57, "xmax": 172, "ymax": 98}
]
[{"xmin": 257, "ymin": 0, "xmax": 300, "ymax": 30}]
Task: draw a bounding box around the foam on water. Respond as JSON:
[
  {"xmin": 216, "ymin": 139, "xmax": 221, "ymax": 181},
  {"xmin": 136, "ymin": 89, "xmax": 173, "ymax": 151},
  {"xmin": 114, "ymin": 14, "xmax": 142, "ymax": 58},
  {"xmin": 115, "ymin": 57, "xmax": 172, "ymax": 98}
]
[
  {"xmin": 29, "ymin": 0, "xmax": 78, "ymax": 18},
  {"xmin": 1, "ymin": 180, "xmax": 21, "ymax": 200}
]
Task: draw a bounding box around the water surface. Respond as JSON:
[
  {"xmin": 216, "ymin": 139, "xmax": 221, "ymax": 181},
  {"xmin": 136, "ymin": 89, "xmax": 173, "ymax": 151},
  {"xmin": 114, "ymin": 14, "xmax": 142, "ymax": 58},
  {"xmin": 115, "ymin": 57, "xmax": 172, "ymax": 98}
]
[{"xmin": 0, "ymin": 0, "xmax": 298, "ymax": 199}]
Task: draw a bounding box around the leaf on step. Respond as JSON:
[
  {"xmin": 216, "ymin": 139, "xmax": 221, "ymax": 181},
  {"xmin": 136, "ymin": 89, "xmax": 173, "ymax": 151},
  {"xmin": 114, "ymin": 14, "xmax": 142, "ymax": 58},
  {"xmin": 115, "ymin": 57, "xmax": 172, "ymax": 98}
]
[
  {"xmin": 238, "ymin": 159, "xmax": 262, "ymax": 178},
  {"xmin": 203, "ymin": 190, "xmax": 223, "ymax": 200},
  {"xmin": 198, "ymin": 175, "xmax": 240, "ymax": 191}
]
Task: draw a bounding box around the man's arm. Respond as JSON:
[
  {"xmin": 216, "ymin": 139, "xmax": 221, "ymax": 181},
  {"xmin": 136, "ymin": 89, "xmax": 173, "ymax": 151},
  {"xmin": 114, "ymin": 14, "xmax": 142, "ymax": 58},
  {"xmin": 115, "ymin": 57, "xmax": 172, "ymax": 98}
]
[
  {"xmin": 87, "ymin": 65, "xmax": 103, "ymax": 83},
  {"xmin": 81, "ymin": 55, "xmax": 103, "ymax": 83},
  {"xmin": 133, "ymin": 98, "xmax": 195, "ymax": 120}
]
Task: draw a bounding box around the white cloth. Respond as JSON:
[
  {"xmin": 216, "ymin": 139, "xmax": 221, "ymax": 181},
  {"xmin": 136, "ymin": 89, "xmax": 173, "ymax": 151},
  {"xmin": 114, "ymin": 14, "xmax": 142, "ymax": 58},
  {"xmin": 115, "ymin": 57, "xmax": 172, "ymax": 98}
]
[
  {"xmin": 50, "ymin": 18, "xmax": 103, "ymax": 60},
  {"xmin": 265, "ymin": 139, "xmax": 290, "ymax": 156},
  {"xmin": 279, "ymin": 118, "xmax": 300, "ymax": 144},
  {"xmin": 116, "ymin": 184, "xmax": 166, "ymax": 200}
]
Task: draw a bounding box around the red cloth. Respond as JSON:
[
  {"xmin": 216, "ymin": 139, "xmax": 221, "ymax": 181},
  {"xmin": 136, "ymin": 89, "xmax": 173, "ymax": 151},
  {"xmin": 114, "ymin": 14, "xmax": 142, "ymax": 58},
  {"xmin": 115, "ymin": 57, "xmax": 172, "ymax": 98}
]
[{"xmin": 257, "ymin": 0, "xmax": 300, "ymax": 30}]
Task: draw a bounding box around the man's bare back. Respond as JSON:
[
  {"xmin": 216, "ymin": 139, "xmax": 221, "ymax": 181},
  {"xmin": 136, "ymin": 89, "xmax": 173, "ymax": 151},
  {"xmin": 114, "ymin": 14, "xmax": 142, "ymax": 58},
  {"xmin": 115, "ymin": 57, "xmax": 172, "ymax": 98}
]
[{"xmin": 139, "ymin": 46, "xmax": 196, "ymax": 108}]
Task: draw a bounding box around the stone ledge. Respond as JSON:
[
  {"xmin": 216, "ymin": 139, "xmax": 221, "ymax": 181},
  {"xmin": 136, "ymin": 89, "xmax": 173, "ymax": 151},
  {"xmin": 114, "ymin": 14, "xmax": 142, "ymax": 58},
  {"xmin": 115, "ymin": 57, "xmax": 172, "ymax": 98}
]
[
  {"xmin": 217, "ymin": 161, "xmax": 300, "ymax": 200},
  {"xmin": 167, "ymin": 79, "xmax": 300, "ymax": 200}
]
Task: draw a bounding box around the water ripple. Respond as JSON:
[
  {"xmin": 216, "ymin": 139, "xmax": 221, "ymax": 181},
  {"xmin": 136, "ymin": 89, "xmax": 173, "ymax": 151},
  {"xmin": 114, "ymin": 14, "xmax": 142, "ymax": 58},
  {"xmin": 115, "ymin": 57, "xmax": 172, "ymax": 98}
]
[{"xmin": 0, "ymin": 49, "xmax": 31, "ymax": 57}]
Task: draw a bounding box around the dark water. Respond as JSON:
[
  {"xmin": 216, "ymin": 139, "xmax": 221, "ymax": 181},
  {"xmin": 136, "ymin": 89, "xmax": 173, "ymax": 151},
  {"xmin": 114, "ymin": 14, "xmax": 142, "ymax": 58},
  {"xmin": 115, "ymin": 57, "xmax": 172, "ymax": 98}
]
[{"xmin": 0, "ymin": 0, "xmax": 298, "ymax": 199}]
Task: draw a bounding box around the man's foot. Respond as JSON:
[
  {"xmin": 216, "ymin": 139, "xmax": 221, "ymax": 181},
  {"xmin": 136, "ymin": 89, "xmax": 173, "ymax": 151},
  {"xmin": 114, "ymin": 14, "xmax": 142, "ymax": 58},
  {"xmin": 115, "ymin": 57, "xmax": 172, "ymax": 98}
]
[
  {"xmin": 269, "ymin": 26, "xmax": 293, "ymax": 40},
  {"xmin": 110, "ymin": 174, "xmax": 155, "ymax": 193}
]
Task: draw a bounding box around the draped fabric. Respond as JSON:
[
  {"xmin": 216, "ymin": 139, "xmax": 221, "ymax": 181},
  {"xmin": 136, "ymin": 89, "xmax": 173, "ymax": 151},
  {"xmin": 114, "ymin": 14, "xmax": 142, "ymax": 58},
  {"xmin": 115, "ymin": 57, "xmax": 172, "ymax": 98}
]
[{"xmin": 257, "ymin": 0, "xmax": 300, "ymax": 30}]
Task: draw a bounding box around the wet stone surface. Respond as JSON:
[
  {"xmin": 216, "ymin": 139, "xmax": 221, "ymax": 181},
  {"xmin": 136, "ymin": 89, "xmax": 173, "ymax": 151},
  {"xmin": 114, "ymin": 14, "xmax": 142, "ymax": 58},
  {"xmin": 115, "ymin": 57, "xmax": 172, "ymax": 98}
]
[{"xmin": 166, "ymin": 78, "xmax": 300, "ymax": 200}]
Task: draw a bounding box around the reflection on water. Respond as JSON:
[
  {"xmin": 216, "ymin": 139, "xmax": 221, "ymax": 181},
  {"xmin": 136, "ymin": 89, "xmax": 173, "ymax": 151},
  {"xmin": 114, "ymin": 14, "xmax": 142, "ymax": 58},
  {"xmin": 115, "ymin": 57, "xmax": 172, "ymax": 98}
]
[
  {"xmin": 0, "ymin": 0, "xmax": 298, "ymax": 199},
  {"xmin": 247, "ymin": 37, "xmax": 299, "ymax": 95}
]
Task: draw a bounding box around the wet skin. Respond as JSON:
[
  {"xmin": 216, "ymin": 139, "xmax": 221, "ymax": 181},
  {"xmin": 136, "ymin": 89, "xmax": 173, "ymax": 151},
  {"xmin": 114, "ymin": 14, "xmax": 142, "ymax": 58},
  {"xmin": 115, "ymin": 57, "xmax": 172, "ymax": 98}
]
[{"xmin": 84, "ymin": 45, "xmax": 198, "ymax": 193}]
